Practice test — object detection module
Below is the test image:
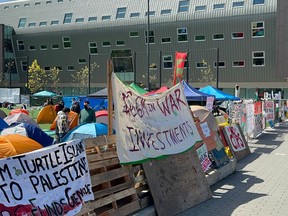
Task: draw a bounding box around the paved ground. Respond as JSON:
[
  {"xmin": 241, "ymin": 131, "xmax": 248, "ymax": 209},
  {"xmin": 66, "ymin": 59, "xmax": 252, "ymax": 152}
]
[{"xmin": 178, "ymin": 122, "xmax": 288, "ymax": 216}]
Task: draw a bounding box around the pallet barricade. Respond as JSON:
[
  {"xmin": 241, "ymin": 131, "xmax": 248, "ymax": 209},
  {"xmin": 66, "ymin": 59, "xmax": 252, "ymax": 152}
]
[{"xmin": 76, "ymin": 135, "xmax": 152, "ymax": 216}]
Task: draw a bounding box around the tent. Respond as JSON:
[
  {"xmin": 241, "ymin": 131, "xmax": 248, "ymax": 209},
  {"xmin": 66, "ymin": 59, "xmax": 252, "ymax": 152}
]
[
  {"xmin": 62, "ymin": 123, "xmax": 109, "ymax": 142},
  {"xmin": 182, "ymin": 81, "xmax": 215, "ymax": 101},
  {"xmin": 96, "ymin": 110, "xmax": 108, "ymax": 125},
  {"xmin": 9, "ymin": 108, "xmax": 29, "ymax": 116},
  {"xmin": 199, "ymin": 85, "xmax": 240, "ymax": 101},
  {"xmin": 0, "ymin": 134, "xmax": 43, "ymax": 158},
  {"xmin": 1, "ymin": 122, "xmax": 54, "ymax": 147},
  {"xmin": 0, "ymin": 118, "xmax": 8, "ymax": 131},
  {"xmin": 50, "ymin": 110, "xmax": 79, "ymax": 131},
  {"xmin": 88, "ymin": 88, "xmax": 107, "ymax": 98},
  {"xmin": 4, "ymin": 113, "xmax": 39, "ymax": 128},
  {"xmin": 33, "ymin": 90, "xmax": 58, "ymax": 97},
  {"xmin": 145, "ymin": 86, "xmax": 169, "ymax": 96},
  {"xmin": 190, "ymin": 105, "xmax": 218, "ymax": 132},
  {"xmin": 37, "ymin": 105, "xmax": 57, "ymax": 124},
  {"xmin": 0, "ymin": 109, "xmax": 7, "ymax": 119},
  {"xmin": 129, "ymin": 83, "xmax": 148, "ymax": 95}
]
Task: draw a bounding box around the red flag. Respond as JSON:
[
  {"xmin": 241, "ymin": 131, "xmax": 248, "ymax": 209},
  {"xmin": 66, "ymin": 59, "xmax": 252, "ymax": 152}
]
[{"xmin": 173, "ymin": 52, "xmax": 187, "ymax": 85}]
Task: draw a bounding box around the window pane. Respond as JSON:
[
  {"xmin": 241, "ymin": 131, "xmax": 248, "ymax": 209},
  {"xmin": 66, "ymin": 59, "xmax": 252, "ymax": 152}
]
[
  {"xmin": 130, "ymin": 12, "xmax": 140, "ymax": 18},
  {"xmin": 161, "ymin": 9, "xmax": 171, "ymax": 15},
  {"xmin": 178, "ymin": 0, "xmax": 189, "ymax": 13},
  {"xmin": 161, "ymin": 37, "xmax": 171, "ymax": 43},
  {"xmin": 253, "ymin": 0, "xmax": 265, "ymax": 5},
  {"xmin": 232, "ymin": 32, "xmax": 244, "ymax": 39},
  {"xmin": 195, "ymin": 5, "xmax": 206, "ymax": 11},
  {"xmin": 233, "ymin": 1, "xmax": 245, "ymax": 7},
  {"xmin": 63, "ymin": 13, "xmax": 73, "ymax": 24},
  {"xmin": 213, "ymin": 3, "xmax": 225, "ymax": 9},
  {"xmin": 213, "ymin": 34, "xmax": 224, "ymax": 40},
  {"xmin": 195, "ymin": 35, "xmax": 205, "ymax": 41},
  {"xmin": 116, "ymin": 7, "xmax": 126, "ymax": 19},
  {"xmin": 88, "ymin": 17, "xmax": 97, "ymax": 22},
  {"xmin": 18, "ymin": 18, "xmax": 27, "ymax": 28},
  {"xmin": 129, "ymin": 31, "xmax": 139, "ymax": 37}
]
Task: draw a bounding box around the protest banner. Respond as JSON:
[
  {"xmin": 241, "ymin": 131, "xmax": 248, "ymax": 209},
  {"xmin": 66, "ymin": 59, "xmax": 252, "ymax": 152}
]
[
  {"xmin": 112, "ymin": 73, "xmax": 202, "ymax": 164},
  {"xmin": 0, "ymin": 140, "xmax": 94, "ymax": 216},
  {"xmin": 196, "ymin": 144, "xmax": 212, "ymax": 172}
]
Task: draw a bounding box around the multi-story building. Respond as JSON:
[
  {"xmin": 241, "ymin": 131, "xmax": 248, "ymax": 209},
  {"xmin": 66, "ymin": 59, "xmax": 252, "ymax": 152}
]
[{"xmin": 0, "ymin": 0, "xmax": 287, "ymax": 98}]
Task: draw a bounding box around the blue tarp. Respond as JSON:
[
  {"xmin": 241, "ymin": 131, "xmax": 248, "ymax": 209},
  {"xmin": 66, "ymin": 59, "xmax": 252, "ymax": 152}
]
[
  {"xmin": 62, "ymin": 96, "xmax": 107, "ymax": 111},
  {"xmin": 0, "ymin": 118, "xmax": 8, "ymax": 131},
  {"xmin": 182, "ymin": 81, "xmax": 215, "ymax": 101},
  {"xmin": 199, "ymin": 85, "xmax": 240, "ymax": 101}
]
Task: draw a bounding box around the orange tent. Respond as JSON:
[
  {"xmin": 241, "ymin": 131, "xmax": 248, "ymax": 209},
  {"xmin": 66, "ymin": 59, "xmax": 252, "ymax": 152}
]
[
  {"xmin": 9, "ymin": 109, "xmax": 29, "ymax": 116},
  {"xmin": 50, "ymin": 110, "xmax": 79, "ymax": 130},
  {"xmin": 0, "ymin": 134, "xmax": 43, "ymax": 158},
  {"xmin": 37, "ymin": 105, "xmax": 56, "ymax": 124}
]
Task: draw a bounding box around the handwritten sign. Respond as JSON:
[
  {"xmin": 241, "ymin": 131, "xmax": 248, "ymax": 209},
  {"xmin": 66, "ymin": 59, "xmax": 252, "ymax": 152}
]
[
  {"xmin": 224, "ymin": 124, "xmax": 246, "ymax": 152},
  {"xmin": 0, "ymin": 140, "xmax": 94, "ymax": 216},
  {"xmin": 205, "ymin": 97, "xmax": 214, "ymax": 110},
  {"xmin": 196, "ymin": 144, "xmax": 212, "ymax": 172},
  {"xmin": 200, "ymin": 122, "xmax": 211, "ymax": 138},
  {"xmin": 112, "ymin": 73, "xmax": 202, "ymax": 164}
]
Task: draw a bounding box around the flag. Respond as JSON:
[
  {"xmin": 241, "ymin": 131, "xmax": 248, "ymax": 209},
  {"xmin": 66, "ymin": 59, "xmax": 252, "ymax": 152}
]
[{"xmin": 173, "ymin": 52, "xmax": 187, "ymax": 85}]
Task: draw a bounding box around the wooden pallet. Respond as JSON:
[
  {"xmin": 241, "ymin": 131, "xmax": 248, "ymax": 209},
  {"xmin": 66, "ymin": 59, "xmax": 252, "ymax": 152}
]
[{"xmin": 76, "ymin": 135, "xmax": 151, "ymax": 216}]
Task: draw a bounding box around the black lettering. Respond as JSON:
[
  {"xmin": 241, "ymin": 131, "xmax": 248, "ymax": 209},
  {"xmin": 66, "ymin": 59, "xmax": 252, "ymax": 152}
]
[
  {"xmin": 10, "ymin": 181, "xmax": 23, "ymax": 201},
  {"xmin": 0, "ymin": 163, "xmax": 12, "ymax": 181}
]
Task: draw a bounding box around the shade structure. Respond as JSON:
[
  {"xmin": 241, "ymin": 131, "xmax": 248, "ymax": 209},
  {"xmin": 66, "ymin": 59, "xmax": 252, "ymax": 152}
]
[
  {"xmin": 62, "ymin": 123, "xmax": 109, "ymax": 142},
  {"xmin": 145, "ymin": 86, "xmax": 169, "ymax": 96},
  {"xmin": 129, "ymin": 83, "xmax": 148, "ymax": 95},
  {"xmin": 4, "ymin": 113, "xmax": 39, "ymax": 128},
  {"xmin": 33, "ymin": 90, "xmax": 58, "ymax": 97},
  {"xmin": 182, "ymin": 81, "xmax": 215, "ymax": 101},
  {"xmin": 87, "ymin": 88, "xmax": 108, "ymax": 98},
  {"xmin": 199, "ymin": 85, "xmax": 240, "ymax": 101},
  {"xmin": 1, "ymin": 122, "xmax": 54, "ymax": 147},
  {"xmin": 0, "ymin": 134, "xmax": 43, "ymax": 158}
]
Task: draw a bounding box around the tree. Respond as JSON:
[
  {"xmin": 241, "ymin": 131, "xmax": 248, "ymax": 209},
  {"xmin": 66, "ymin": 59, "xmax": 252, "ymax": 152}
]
[
  {"xmin": 71, "ymin": 62, "xmax": 99, "ymax": 95},
  {"xmin": 48, "ymin": 67, "xmax": 60, "ymax": 94},
  {"xmin": 27, "ymin": 59, "xmax": 48, "ymax": 94},
  {"xmin": 198, "ymin": 60, "xmax": 216, "ymax": 87}
]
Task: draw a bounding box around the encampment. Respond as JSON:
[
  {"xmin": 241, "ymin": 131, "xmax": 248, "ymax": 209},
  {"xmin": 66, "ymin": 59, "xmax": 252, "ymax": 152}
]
[
  {"xmin": 61, "ymin": 123, "xmax": 109, "ymax": 142},
  {"xmin": 50, "ymin": 110, "xmax": 79, "ymax": 131},
  {"xmin": 1, "ymin": 122, "xmax": 54, "ymax": 147},
  {"xmin": 9, "ymin": 108, "xmax": 29, "ymax": 116},
  {"xmin": 37, "ymin": 105, "xmax": 56, "ymax": 124},
  {"xmin": 4, "ymin": 113, "xmax": 39, "ymax": 128},
  {"xmin": 199, "ymin": 85, "xmax": 240, "ymax": 101},
  {"xmin": 0, "ymin": 134, "xmax": 43, "ymax": 158}
]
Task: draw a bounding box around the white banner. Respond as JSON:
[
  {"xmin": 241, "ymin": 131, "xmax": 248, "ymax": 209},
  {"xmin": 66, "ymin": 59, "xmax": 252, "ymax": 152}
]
[
  {"xmin": 112, "ymin": 73, "xmax": 202, "ymax": 164},
  {"xmin": 0, "ymin": 88, "xmax": 20, "ymax": 103},
  {"xmin": 0, "ymin": 140, "xmax": 94, "ymax": 216}
]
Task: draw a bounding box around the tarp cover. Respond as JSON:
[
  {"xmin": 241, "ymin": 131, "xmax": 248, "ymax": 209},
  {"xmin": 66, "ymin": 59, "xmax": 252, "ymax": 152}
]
[
  {"xmin": 199, "ymin": 85, "xmax": 240, "ymax": 101},
  {"xmin": 0, "ymin": 118, "xmax": 8, "ymax": 131},
  {"xmin": 182, "ymin": 81, "xmax": 215, "ymax": 101},
  {"xmin": 4, "ymin": 113, "xmax": 39, "ymax": 128},
  {"xmin": 0, "ymin": 88, "xmax": 20, "ymax": 103}
]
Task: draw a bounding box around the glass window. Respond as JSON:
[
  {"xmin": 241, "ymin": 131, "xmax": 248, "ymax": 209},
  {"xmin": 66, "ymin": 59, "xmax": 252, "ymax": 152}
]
[
  {"xmin": 177, "ymin": 28, "xmax": 188, "ymax": 42},
  {"xmin": 253, "ymin": 0, "xmax": 265, "ymax": 5},
  {"xmin": 232, "ymin": 32, "xmax": 244, "ymax": 39},
  {"xmin": 145, "ymin": 11, "xmax": 156, "ymax": 16},
  {"xmin": 21, "ymin": 61, "xmax": 28, "ymax": 72},
  {"xmin": 63, "ymin": 13, "xmax": 73, "ymax": 24},
  {"xmin": 252, "ymin": 51, "xmax": 265, "ymax": 66},
  {"xmin": 232, "ymin": 1, "xmax": 245, "ymax": 7},
  {"xmin": 52, "ymin": 44, "xmax": 59, "ymax": 49},
  {"xmin": 116, "ymin": 41, "xmax": 125, "ymax": 46},
  {"xmin": 40, "ymin": 45, "xmax": 48, "ymax": 50},
  {"xmin": 161, "ymin": 37, "xmax": 171, "ymax": 43},
  {"xmin": 252, "ymin": 21, "xmax": 264, "ymax": 38},
  {"xmin": 163, "ymin": 55, "xmax": 173, "ymax": 69},
  {"xmin": 58, "ymin": 0, "xmax": 64, "ymax": 2},
  {"xmin": 145, "ymin": 31, "xmax": 155, "ymax": 44},
  {"xmin": 28, "ymin": 22, "xmax": 36, "ymax": 27},
  {"xmin": 51, "ymin": 20, "xmax": 59, "ymax": 25},
  {"xmin": 195, "ymin": 35, "xmax": 206, "ymax": 41},
  {"xmin": 233, "ymin": 60, "xmax": 245, "ymax": 67},
  {"xmin": 24, "ymin": 3, "xmax": 30, "ymax": 7},
  {"xmin": 213, "ymin": 33, "xmax": 224, "ymax": 40},
  {"xmin": 161, "ymin": 9, "xmax": 171, "ymax": 15},
  {"xmin": 75, "ymin": 18, "xmax": 84, "ymax": 23},
  {"xmin": 39, "ymin": 21, "xmax": 47, "ymax": 26},
  {"xmin": 102, "ymin": 15, "xmax": 111, "ymax": 21},
  {"xmin": 89, "ymin": 42, "xmax": 98, "ymax": 54},
  {"xmin": 102, "ymin": 41, "xmax": 111, "ymax": 47},
  {"xmin": 46, "ymin": 0, "xmax": 52, "ymax": 4},
  {"xmin": 78, "ymin": 59, "xmax": 86, "ymax": 64},
  {"xmin": 214, "ymin": 61, "xmax": 226, "ymax": 68},
  {"xmin": 88, "ymin": 17, "xmax": 97, "ymax": 22},
  {"xmin": 35, "ymin": 2, "xmax": 40, "ymax": 6},
  {"xmin": 195, "ymin": 5, "xmax": 206, "ymax": 11},
  {"xmin": 17, "ymin": 40, "xmax": 25, "ymax": 51},
  {"xmin": 178, "ymin": 0, "xmax": 190, "ymax": 13},
  {"xmin": 29, "ymin": 45, "xmax": 36, "ymax": 51},
  {"xmin": 116, "ymin": 7, "xmax": 127, "ymax": 19},
  {"xmin": 67, "ymin": 66, "xmax": 75, "ymax": 71},
  {"xmin": 4, "ymin": 6, "xmax": 9, "ymax": 9},
  {"xmin": 62, "ymin": 36, "xmax": 71, "ymax": 49},
  {"xmin": 129, "ymin": 31, "xmax": 139, "ymax": 37},
  {"xmin": 18, "ymin": 18, "xmax": 27, "ymax": 28},
  {"xmin": 213, "ymin": 3, "xmax": 225, "ymax": 10},
  {"xmin": 196, "ymin": 62, "xmax": 207, "ymax": 68},
  {"xmin": 14, "ymin": 5, "xmax": 19, "ymax": 8},
  {"xmin": 130, "ymin": 12, "xmax": 140, "ymax": 18}
]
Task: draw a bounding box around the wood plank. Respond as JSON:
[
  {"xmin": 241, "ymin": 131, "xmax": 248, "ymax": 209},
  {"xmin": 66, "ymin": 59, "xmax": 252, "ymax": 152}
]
[
  {"xmin": 89, "ymin": 158, "xmax": 120, "ymax": 170},
  {"xmin": 109, "ymin": 200, "xmax": 141, "ymax": 216},
  {"xmin": 93, "ymin": 181, "xmax": 134, "ymax": 199},
  {"xmin": 84, "ymin": 135, "xmax": 116, "ymax": 149},
  {"xmin": 87, "ymin": 151, "xmax": 118, "ymax": 162},
  {"xmin": 92, "ymin": 188, "xmax": 137, "ymax": 208},
  {"xmin": 91, "ymin": 166, "xmax": 131, "ymax": 186}
]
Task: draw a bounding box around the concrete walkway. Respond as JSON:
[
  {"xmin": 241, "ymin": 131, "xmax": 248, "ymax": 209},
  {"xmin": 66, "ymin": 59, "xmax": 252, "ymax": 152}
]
[{"xmin": 178, "ymin": 122, "xmax": 288, "ymax": 216}]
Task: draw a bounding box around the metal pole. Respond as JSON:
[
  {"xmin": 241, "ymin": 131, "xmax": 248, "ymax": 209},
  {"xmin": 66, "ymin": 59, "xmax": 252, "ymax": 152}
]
[
  {"xmin": 134, "ymin": 51, "xmax": 137, "ymax": 84},
  {"xmin": 186, "ymin": 49, "xmax": 189, "ymax": 83},
  {"xmin": 88, "ymin": 53, "xmax": 91, "ymax": 94},
  {"xmin": 26, "ymin": 56, "xmax": 29, "ymax": 94},
  {"xmin": 147, "ymin": 0, "xmax": 150, "ymax": 91},
  {"xmin": 216, "ymin": 47, "xmax": 219, "ymax": 89},
  {"xmin": 9, "ymin": 58, "xmax": 12, "ymax": 88},
  {"xmin": 159, "ymin": 50, "xmax": 162, "ymax": 87}
]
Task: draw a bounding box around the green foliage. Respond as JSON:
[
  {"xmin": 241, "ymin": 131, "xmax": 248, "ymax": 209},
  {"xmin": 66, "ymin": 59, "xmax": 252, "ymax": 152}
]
[
  {"xmin": 198, "ymin": 60, "xmax": 216, "ymax": 87},
  {"xmin": 27, "ymin": 59, "xmax": 48, "ymax": 94},
  {"xmin": 48, "ymin": 67, "xmax": 60, "ymax": 93}
]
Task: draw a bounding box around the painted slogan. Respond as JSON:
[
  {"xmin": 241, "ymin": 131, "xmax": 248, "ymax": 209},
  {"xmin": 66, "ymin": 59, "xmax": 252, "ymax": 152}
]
[
  {"xmin": 0, "ymin": 140, "xmax": 94, "ymax": 216},
  {"xmin": 112, "ymin": 73, "xmax": 202, "ymax": 164}
]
